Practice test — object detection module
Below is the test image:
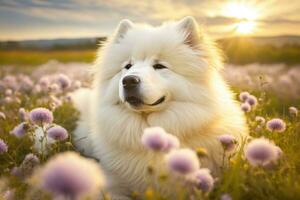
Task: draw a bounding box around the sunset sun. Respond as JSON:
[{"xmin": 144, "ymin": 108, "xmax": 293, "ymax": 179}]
[{"xmin": 222, "ymin": 2, "xmax": 259, "ymax": 34}]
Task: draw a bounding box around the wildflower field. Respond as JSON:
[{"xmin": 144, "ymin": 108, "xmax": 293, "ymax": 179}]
[{"xmin": 0, "ymin": 58, "xmax": 300, "ymax": 200}]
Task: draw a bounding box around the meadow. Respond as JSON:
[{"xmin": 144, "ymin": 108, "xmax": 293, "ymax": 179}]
[{"xmin": 0, "ymin": 50, "xmax": 299, "ymax": 200}]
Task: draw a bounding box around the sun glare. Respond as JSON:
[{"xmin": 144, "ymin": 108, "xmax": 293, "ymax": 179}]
[
  {"xmin": 222, "ymin": 2, "xmax": 259, "ymax": 35},
  {"xmin": 236, "ymin": 21, "xmax": 256, "ymax": 34},
  {"xmin": 224, "ymin": 2, "xmax": 258, "ymax": 20}
]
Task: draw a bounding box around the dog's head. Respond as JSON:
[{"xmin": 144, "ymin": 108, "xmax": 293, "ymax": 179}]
[{"xmin": 95, "ymin": 16, "xmax": 222, "ymax": 113}]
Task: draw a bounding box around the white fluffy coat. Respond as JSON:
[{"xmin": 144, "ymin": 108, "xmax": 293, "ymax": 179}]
[{"xmin": 72, "ymin": 16, "xmax": 248, "ymax": 199}]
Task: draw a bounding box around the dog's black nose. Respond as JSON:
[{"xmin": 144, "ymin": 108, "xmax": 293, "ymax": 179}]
[{"xmin": 122, "ymin": 75, "xmax": 140, "ymax": 89}]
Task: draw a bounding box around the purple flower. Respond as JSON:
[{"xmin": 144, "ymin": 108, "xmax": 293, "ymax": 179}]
[
  {"xmin": 142, "ymin": 127, "xmax": 168, "ymax": 151},
  {"xmin": 244, "ymin": 138, "xmax": 279, "ymax": 167},
  {"xmin": 5, "ymin": 89, "xmax": 13, "ymax": 96},
  {"xmin": 57, "ymin": 74, "xmax": 71, "ymax": 89},
  {"xmin": 218, "ymin": 134, "xmax": 237, "ymax": 152},
  {"xmin": 165, "ymin": 148, "xmax": 200, "ymax": 175},
  {"xmin": 29, "ymin": 107, "xmax": 53, "ymax": 125},
  {"xmin": 11, "ymin": 166, "xmax": 22, "ymax": 177},
  {"xmin": 37, "ymin": 152, "xmax": 105, "ymax": 199},
  {"xmin": 275, "ymin": 146, "xmax": 283, "ymax": 159},
  {"xmin": 19, "ymin": 108, "xmax": 27, "ymax": 122},
  {"xmin": 289, "ymin": 106, "xmax": 298, "ymax": 116},
  {"xmin": 255, "ymin": 116, "xmax": 266, "ymax": 124},
  {"xmin": 47, "ymin": 125, "xmax": 68, "ymax": 141},
  {"xmin": 19, "ymin": 75, "xmax": 34, "ymax": 92},
  {"xmin": 241, "ymin": 103, "xmax": 251, "ymax": 112},
  {"xmin": 39, "ymin": 77, "xmax": 50, "ymax": 89},
  {"xmin": 3, "ymin": 189, "xmax": 15, "ymax": 200},
  {"xmin": 220, "ymin": 193, "xmax": 232, "ymax": 200},
  {"xmin": 4, "ymin": 96, "xmax": 13, "ymax": 104},
  {"xmin": 262, "ymin": 146, "xmax": 283, "ymax": 169},
  {"xmin": 142, "ymin": 127, "xmax": 180, "ymax": 152},
  {"xmin": 163, "ymin": 134, "xmax": 180, "ymax": 152},
  {"xmin": 0, "ymin": 111, "xmax": 6, "ymax": 120},
  {"xmin": 22, "ymin": 153, "xmax": 40, "ymax": 166},
  {"xmin": 20, "ymin": 153, "xmax": 40, "ymax": 176},
  {"xmin": 246, "ymin": 95, "xmax": 257, "ymax": 107},
  {"xmin": 191, "ymin": 169, "xmax": 214, "ymax": 192},
  {"xmin": 49, "ymin": 83, "xmax": 60, "ymax": 93},
  {"xmin": 0, "ymin": 139, "xmax": 8, "ymax": 153},
  {"xmin": 239, "ymin": 91, "xmax": 250, "ymax": 102},
  {"xmin": 266, "ymin": 118, "xmax": 286, "ymax": 132},
  {"xmin": 11, "ymin": 122, "xmax": 28, "ymax": 137}
]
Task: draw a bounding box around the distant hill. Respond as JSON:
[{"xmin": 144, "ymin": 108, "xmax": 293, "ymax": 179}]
[
  {"xmin": 0, "ymin": 35, "xmax": 300, "ymax": 65},
  {"xmin": 0, "ymin": 37, "xmax": 106, "ymax": 50},
  {"xmin": 218, "ymin": 35, "xmax": 300, "ymax": 47},
  {"xmin": 1, "ymin": 35, "xmax": 300, "ymax": 50}
]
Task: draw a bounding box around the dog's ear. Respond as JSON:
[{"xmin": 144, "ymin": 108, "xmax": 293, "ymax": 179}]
[
  {"xmin": 113, "ymin": 19, "xmax": 134, "ymax": 43},
  {"xmin": 177, "ymin": 16, "xmax": 201, "ymax": 48}
]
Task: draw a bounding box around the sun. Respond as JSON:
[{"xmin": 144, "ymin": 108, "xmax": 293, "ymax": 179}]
[{"xmin": 222, "ymin": 2, "xmax": 259, "ymax": 34}]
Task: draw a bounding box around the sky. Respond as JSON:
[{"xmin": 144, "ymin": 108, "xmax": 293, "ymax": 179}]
[{"xmin": 1, "ymin": 0, "xmax": 300, "ymax": 41}]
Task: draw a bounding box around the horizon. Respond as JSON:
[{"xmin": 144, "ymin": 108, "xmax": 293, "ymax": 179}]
[
  {"xmin": 1, "ymin": 34, "xmax": 300, "ymax": 43},
  {"xmin": 1, "ymin": 0, "xmax": 300, "ymax": 41}
]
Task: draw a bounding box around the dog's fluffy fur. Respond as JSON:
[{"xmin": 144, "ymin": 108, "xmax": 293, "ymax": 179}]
[{"xmin": 72, "ymin": 16, "xmax": 248, "ymax": 199}]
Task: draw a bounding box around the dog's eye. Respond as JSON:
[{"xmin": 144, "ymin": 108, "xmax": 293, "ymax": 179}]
[
  {"xmin": 124, "ymin": 63, "xmax": 132, "ymax": 70},
  {"xmin": 153, "ymin": 63, "xmax": 167, "ymax": 70}
]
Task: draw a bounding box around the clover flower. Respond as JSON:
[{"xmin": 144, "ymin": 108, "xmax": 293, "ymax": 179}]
[
  {"xmin": 142, "ymin": 127, "xmax": 168, "ymax": 151},
  {"xmin": 163, "ymin": 134, "xmax": 180, "ymax": 152},
  {"xmin": 220, "ymin": 193, "xmax": 232, "ymax": 200},
  {"xmin": 255, "ymin": 116, "xmax": 266, "ymax": 124},
  {"xmin": 142, "ymin": 127, "xmax": 180, "ymax": 152},
  {"xmin": 241, "ymin": 103, "xmax": 251, "ymax": 112},
  {"xmin": 165, "ymin": 148, "xmax": 200, "ymax": 175},
  {"xmin": 218, "ymin": 134, "xmax": 237, "ymax": 152},
  {"xmin": 11, "ymin": 166, "xmax": 22, "ymax": 177},
  {"xmin": 246, "ymin": 95, "xmax": 257, "ymax": 107},
  {"xmin": 47, "ymin": 125, "xmax": 68, "ymax": 141},
  {"xmin": 11, "ymin": 122, "xmax": 28, "ymax": 138},
  {"xmin": 266, "ymin": 118, "xmax": 286, "ymax": 132},
  {"xmin": 22, "ymin": 153, "xmax": 40, "ymax": 166},
  {"xmin": 5, "ymin": 89, "xmax": 12, "ymax": 96},
  {"xmin": 0, "ymin": 111, "xmax": 6, "ymax": 120},
  {"xmin": 193, "ymin": 169, "xmax": 214, "ymax": 192},
  {"xmin": 289, "ymin": 106, "xmax": 298, "ymax": 116},
  {"xmin": 29, "ymin": 107, "xmax": 53, "ymax": 125},
  {"xmin": 18, "ymin": 108, "xmax": 27, "ymax": 122},
  {"xmin": 34, "ymin": 152, "xmax": 105, "ymax": 199},
  {"xmin": 244, "ymin": 138, "xmax": 280, "ymax": 167},
  {"xmin": 3, "ymin": 189, "xmax": 15, "ymax": 200},
  {"xmin": 57, "ymin": 74, "xmax": 71, "ymax": 89},
  {"xmin": 239, "ymin": 91, "xmax": 250, "ymax": 102},
  {"xmin": 49, "ymin": 83, "xmax": 60, "ymax": 93},
  {"xmin": 39, "ymin": 77, "xmax": 50, "ymax": 89},
  {"xmin": 0, "ymin": 139, "xmax": 8, "ymax": 153}
]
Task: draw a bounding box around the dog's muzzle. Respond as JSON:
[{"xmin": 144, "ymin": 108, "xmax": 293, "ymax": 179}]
[
  {"xmin": 122, "ymin": 75, "xmax": 143, "ymax": 106},
  {"xmin": 122, "ymin": 75, "xmax": 166, "ymax": 108}
]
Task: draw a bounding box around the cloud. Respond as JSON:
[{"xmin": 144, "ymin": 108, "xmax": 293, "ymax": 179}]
[{"xmin": 0, "ymin": 0, "xmax": 300, "ymax": 40}]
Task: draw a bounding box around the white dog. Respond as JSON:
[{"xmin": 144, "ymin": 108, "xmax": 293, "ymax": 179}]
[{"xmin": 72, "ymin": 16, "xmax": 248, "ymax": 199}]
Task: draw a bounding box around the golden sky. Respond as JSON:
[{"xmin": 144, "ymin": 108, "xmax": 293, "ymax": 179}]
[{"xmin": 1, "ymin": 0, "xmax": 300, "ymax": 40}]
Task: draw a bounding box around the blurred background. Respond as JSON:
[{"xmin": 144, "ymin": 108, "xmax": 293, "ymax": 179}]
[{"xmin": 0, "ymin": 0, "xmax": 300, "ymax": 100}]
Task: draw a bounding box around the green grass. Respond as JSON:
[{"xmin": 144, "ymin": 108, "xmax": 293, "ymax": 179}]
[
  {"xmin": 0, "ymin": 71, "xmax": 299, "ymax": 199},
  {"xmin": 0, "ymin": 41, "xmax": 299, "ymax": 199},
  {"xmin": 2, "ymin": 40, "xmax": 300, "ymax": 67},
  {"xmin": 0, "ymin": 50, "xmax": 95, "ymax": 66}
]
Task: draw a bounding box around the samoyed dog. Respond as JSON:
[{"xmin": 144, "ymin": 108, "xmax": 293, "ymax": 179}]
[{"xmin": 72, "ymin": 16, "xmax": 248, "ymax": 199}]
